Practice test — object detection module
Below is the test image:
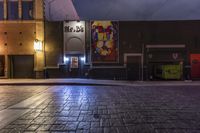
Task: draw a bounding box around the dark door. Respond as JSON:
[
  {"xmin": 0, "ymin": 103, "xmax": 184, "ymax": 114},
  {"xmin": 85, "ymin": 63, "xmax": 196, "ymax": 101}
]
[
  {"xmin": 191, "ymin": 54, "xmax": 200, "ymax": 79},
  {"xmin": 127, "ymin": 56, "xmax": 141, "ymax": 80},
  {"xmin": 10, "ymin": 55, "xmax": 34, "ymax": 78},
  {"xmin": 0, "ymin": 55, "xmax": 5, "ymax": 76}
]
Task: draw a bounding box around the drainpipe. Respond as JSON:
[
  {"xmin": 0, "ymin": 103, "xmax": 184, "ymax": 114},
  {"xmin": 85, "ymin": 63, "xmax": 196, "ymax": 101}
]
[{"xmin": 43, "ymin": 0, "xmax": 47, "ymax": 78}]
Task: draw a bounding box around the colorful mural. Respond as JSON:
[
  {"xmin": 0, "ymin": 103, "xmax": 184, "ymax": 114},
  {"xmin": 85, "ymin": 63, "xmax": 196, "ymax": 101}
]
[{"xmin": 91, "ymin": 21, "xmax": 118, "ymax": 63}]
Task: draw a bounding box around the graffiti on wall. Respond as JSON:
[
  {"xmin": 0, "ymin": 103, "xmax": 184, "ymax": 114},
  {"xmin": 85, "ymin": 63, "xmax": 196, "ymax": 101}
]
[{"xmin": 91, "ymin": 21, "xmax": 118, "ymax": 63}]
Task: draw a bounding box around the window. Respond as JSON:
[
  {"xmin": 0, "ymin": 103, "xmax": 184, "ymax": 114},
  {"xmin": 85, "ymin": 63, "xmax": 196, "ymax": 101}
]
[
  {"xmin": 0, "ymin": 0, "xmax": 3, "ymax": 20},
  {"xmin": 8, "ymin": 0, "xmax": 18, "ymax": 20},
  {"xmin": 22, "ymin": 0, "xmax": 33, "ymax": 20}
]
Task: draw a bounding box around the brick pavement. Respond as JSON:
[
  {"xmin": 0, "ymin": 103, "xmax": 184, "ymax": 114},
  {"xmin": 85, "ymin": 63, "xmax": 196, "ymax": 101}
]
[
  {"xmin": 0, "ymin": 85, "xmax": 200, "ymax": 133},
  {"xmin": 0, "ymin": 86, "xmax": 48, "ymax": 111}
]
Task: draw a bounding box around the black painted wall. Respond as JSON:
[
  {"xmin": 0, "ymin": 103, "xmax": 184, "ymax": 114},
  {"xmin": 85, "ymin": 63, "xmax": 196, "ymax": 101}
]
[
  {"xmin": 44, "ymin": 20, "xmax": 200, "ymax": 79},
  {"xmin": 119, "ymin": 21, "xmax": 200, "ymax": 59},
  {"xmin": 45, "ymin": 21, "xmax": 63, "ymax": 67}
]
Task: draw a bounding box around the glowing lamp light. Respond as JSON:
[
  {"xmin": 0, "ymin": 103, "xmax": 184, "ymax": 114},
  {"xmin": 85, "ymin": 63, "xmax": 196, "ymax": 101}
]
[
  {"xmin": 34, "ymin": 39, "xmax": 43, "ymax": 51},
  {"xmin": 64, "ymin": 56, "xmax": 69, "ymax": 62},
  {"xmin": 81, "ymin": 56, "xmax": 85, "ymax": 62}
]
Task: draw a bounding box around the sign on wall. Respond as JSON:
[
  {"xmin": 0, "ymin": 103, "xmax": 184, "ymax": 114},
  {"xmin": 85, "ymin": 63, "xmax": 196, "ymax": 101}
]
[
  {"xmin": 70, "ymin": 57, "xmax": 79, "ymax": 68},
  {"xmin": 91, "ymin": 21, "xmax": 119, "ymax": 63},
  {"xmin": 64, "ymin": 21, "xmax": 85, "ymax": 55}
]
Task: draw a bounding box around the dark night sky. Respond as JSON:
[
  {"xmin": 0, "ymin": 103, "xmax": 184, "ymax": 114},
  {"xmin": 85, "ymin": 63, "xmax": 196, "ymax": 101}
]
[{"xmin": 45, "ymin": 0, "xmax": 200, "ymax": 21}]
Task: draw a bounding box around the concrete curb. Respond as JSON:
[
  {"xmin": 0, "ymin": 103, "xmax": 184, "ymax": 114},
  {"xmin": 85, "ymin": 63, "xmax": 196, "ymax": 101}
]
[
  {"xmin": 0, "ymin": 79, "xmax": 200, "ymax": 86},
  {"xmin": 0, "ymin": 82, "xmax": 118, "ymax": 86}
]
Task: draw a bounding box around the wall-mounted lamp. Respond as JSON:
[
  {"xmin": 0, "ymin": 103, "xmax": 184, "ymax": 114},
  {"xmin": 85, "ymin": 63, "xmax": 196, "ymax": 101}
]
[
  {"xmin": 81, "ymin": 56, "xmax": 85, "ymax": 62},
  {"xmin": 34, "ymin": 39, "xmax": 43, "ymax": 51},
  {"xmin": 64, "ymin": 56, "xmax": 69, "ymax": 63}
]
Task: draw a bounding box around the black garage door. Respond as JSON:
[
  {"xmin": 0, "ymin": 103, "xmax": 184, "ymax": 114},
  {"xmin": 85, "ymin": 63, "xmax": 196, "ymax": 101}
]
[{"xmin": 10, "ymin": 55, "xmax": 34, "ymax": 78}]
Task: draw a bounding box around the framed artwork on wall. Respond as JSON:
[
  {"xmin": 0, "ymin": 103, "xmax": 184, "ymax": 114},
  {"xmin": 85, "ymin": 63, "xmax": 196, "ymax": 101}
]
[{"xmin": 91, "ymin": 21, "xmax": 119, "ymax": 63}]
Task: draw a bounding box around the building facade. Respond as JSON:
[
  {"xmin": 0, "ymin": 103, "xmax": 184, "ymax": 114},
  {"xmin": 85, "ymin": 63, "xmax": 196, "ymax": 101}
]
[
  {"xmin": 45, "ymin": 21, "xmax": 200, "ymax": 81},
  {"xmin": 0, "ymin": 0, "xmax": 44, "ymax": 78},
  {"xmin": 0, "ymin": 1, "xmax": 200, "ymax": 80}
]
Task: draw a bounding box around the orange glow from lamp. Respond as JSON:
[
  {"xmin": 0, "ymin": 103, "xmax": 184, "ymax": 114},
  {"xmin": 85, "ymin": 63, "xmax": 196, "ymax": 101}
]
[{"xmin": 34, "ymin": 39, "xmax": 43, "ymax": 51}]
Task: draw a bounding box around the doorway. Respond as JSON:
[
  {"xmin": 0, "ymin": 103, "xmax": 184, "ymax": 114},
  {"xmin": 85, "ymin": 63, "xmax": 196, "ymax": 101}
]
[
  {"xmin": 0, "ymin": 55, "xmax": 5, "ymax": 76},
  {"xmin": 9, "ymin": 55, "xmax": 34, "ymax": 78},
  {"xmin": 125, "ymin": 54, "xmax": 143, "ymax": 81},
  {"xmin": 67, "ymin": 56, "xmax": 84, "ymax": 78},
  {"xmin": 191, "ymin": 54, "xmax": 200, "ymax": 79},
  {"xmin": 69, "ymin": 56, "xmax": 79, "ymax": 77}
]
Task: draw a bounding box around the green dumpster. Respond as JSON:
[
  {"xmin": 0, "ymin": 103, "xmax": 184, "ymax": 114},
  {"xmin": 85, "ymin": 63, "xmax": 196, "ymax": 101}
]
[{"xmin": 154, "ymin": 64, "xmax": 182, "ymax": 80}]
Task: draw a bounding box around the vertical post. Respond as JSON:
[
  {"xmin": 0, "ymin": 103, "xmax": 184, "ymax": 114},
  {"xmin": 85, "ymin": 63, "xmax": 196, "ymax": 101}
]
[
  {"xmin": 34, "ymin": 0, "xmax": 45, "ymax": 78},
  {"xmin": 3, "ymin": 0, "xmax": 7, "ymax": 20},
  {"xmin": 141, "ymin": 43, "xmax": 144, "ymax": 81},
  {"xmin": 43, "ymin": 1, "xmax": 47, "ymax": 78},
  {"xmin": 3, "ymin": 31, "xmax": 8, "ymax": 78},
  {"xmin": 18, "ymin": 0, "xmax": 22, "ymax": 19}
]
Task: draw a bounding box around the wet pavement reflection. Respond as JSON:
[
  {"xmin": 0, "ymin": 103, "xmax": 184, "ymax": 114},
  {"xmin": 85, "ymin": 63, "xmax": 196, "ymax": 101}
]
[
  {"xmin": 0, "ymin": 85, "xmax": 200, "ymax": 133},
  {"xmin": 0, "ymin": 86, "xmax": 48, "ymax": 111}
]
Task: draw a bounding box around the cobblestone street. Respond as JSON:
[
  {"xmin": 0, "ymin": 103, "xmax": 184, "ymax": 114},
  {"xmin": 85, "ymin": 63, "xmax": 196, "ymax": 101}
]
[
  {"xmin": 0, "ymin": 86, "xmax": 49, "ymax": 111},
  {"xmin": 0, "ymin": 85, "xmax": 200, "ymax": 133}
]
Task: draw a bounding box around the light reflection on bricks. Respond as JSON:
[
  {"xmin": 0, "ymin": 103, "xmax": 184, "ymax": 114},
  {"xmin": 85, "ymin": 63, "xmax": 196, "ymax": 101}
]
[
  {"xmin": 0, "ymin": 86, "xmax": 48, "ymax": 111},
  {"xmin": 0, "ymin": 85, "xmax": 200, "ymax": 132}
]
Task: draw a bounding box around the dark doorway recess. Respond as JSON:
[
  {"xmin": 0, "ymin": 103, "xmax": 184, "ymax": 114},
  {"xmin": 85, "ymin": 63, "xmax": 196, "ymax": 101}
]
[
  {"xmin": 127, "ymin": 56, "xmax": 142, "ymax": 80},
  {"xmin": 0, "ymin": 55, "xmax": 5, "ymax": 76},
  {"xmin": 9, "ymin": 55, "xmax": 34, "ymax": 78},
  {"xmin": 68, "ymin": 56, "xmax": 82, "ymax": 78},
  {"xmin": 191, "ymin": 54, "xmax": 200, "ymax": 79}
]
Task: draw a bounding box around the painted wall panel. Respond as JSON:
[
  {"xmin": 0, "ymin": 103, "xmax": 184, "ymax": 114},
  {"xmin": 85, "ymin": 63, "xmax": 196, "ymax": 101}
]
[
  {"xmin": 191, "ymin": 54, "xmax": 200, "ymax": 78},
  {"xmin": 63, "ymin": 21, "xmax": 85, "ymax": 55}
]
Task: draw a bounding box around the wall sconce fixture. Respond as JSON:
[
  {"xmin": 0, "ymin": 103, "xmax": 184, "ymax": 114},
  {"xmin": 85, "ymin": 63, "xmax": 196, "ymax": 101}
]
[{"xmin": 34, "ymin": 39, "xmax": 43, "ymax": 51}]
